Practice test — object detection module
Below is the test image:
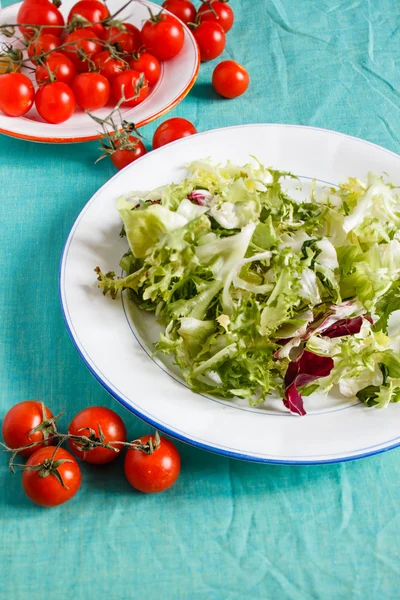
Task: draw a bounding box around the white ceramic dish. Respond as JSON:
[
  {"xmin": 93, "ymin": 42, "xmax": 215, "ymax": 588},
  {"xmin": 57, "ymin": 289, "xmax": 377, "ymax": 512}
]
[
  {"xmin": 0, "ymin": 0, "xmax": 199, "ymax": 143},
  {"xmin": 60, "ymin": 124, "xmax": 400, "ymax": 464}
]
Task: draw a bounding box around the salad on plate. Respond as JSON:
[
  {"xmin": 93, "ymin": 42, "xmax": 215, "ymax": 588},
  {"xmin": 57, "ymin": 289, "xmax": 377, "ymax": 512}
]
[{"xmin": 95, "ymin": 159, "xmax": 400, "ymax": 415}]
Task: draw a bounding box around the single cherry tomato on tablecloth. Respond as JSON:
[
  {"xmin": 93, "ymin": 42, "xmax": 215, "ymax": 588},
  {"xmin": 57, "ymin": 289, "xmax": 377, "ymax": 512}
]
[
  {"xmin": 35, "ymin": 52, "xmax": 76, "ymax": 86},
  {"xmin": 124, "ymin": 433, "xmax": 180, "ymax": 493},
  {"xmin": 128, "ymin": 52, "xmax": 161, "ymax": 86},
  {"xmin": 112, "ymin": 70, "xmax": 149, "ymax": 106},
  {"xmin": 197, "ymin": 0, "xmax": 234, "ymax": 32},
  {"xmin": 67, "ymin": 0, "xmax": 110, "ymax": 40},
  {"xmin": 68, "ymin": 406, "xmax": 126, "ymax": 464},
  {"xmin": 72, "ymin": 72, "xmax": 110, "ymax": 110},
  {"xmin": 17, "ymin": 1, "xmax": 65, "ymax": 39},
  {"xmin": 63, "ymin": 29, "xmax": 102, "ymax": 72},
  {"xmin": 212, "ymin": 60, "xmax": 250, "ymax": 98},
  {"xmin": 35, "ymin": 81, "xmax": 76, "ymax": 123},
  {"xmin": 153, "ymin": 117, "xmax": 197, "ymax": 149},
  {"xmin": 94, "ymin": 50, "xmax": 127, "ymax": 80},
  {"xmin": 192, "ymin": 21, "xmax": 225, "ymax": 62},
  {"xmin": 1, "ymin": 400, "xmax": 54, "ymax": 456},
  {"xmin": 111, "ymin": 136, "xmax": 147, "ymax": 170},
  {"xmin": 22, "ymin": 446, "xmax": 81, "ymax": 507},
  {"xmin": 141, "ymin": 13, "xmax": 184, "ymax": 61},
  {"xmin": 0, "ymin": 72, "xmax": 34, "ymax": 116},
  {"xmin": 106, "ymin": 23, "xmax": 142, "ymax": 54},
  {"xmin": 162, "ymin": 0, "xmax": 196, "ymax": 25},
  {"xmin": 27, "ymin": 33, "xmax": 59, "ymax": 63}
]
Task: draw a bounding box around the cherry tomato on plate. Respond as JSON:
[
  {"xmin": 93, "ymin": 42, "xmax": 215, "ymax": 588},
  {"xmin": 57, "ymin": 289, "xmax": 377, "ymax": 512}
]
[
  {"xmin": 35, "ymin": 52, "xmax": 76, "ymax": 86},
  {"xmin": 152, "ymin": 117, "xmax": 197, "ymax": 149},
  {"xmin": 1, "ymin": 400, "xmax": 54, "ymax": 456},
  {"xmin": 68, "ymin": 406, "xmax": 126, "ymax": 464},
  {"xmin": 0, "ymin": 55, "xmax": 20, "ymax": 74},
  {"xmin": 22, "ymin": 446, "xmax": 81, "ymax": 507},
  {"xmin": 112, "ymin": 70, "xmax": 149, "ymax": 106},
  {"xmin": 72, "ymin": 72, "xmax": 110, "ymax": 110},
  {"xmin": 162, "ymin": 0, "xmax": 196, "ymax": 25},
  {"xmin": 124, "ymin": 434, "xmax": 180, "ymax": 493},
  {"xmin": 0, "ymin": 72, "xmax": 35, "ymax": 116},
  {"xmin": 111, "ymin": 136, "xmax": 147, "ymax": 170},
  {"xmin": 141, "ymin": 13, "xmax": 184, "ymax": 61},
  {"xmin": 197, "ymin": 0, "xmax": 234, "ymax": 32},
  {"xmin": 17, "ymin": 1, "xmax": 65, "ymax": 39},
  {"xmin": 94, "ymin": 50, "xmax": 127, "ymax": 80},
  {"xmin": 63, "ymin": 29, "xmax": 102, "ymax": 72},
  {"xmin": 212, "ymin": 60, "xmax": 250, "ymax": 98},
  {"xmin": 27, "ymin": 33, "xmax": 59, "ymax": 63},
  {"xmin": 106, "ymin": 23, "xmax": 142, "ymax": 54},
  {"xmin": 67, "ymin": 0, "xmax": 110, "ymax": 39},
  {"xmin": 128, "ymin": 52, "xmax": 161, "ymax": 86},
  {"xmin": 192, "ymin": 21, "xmax": 226, "ymax": 62},
  {"xmin": 35, "ymin": 81, "xmax": 76, "ymax": 123}
]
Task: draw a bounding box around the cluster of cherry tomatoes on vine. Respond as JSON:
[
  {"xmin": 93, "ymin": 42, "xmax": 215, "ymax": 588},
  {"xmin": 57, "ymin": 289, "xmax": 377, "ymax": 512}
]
[{"xmin": 1, "ymin": 400, "xmax": 181, "ymax": 506}]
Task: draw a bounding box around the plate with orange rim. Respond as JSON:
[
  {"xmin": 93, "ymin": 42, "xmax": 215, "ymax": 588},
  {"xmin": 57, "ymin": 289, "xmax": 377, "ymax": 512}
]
[{"xmin": 0, "ymin": 0, "xmax": 200, "ymax": 143}]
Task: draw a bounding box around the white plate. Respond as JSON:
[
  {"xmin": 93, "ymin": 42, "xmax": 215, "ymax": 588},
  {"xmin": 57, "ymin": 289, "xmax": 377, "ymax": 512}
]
[
  {"xmin": 0, "ymin": 0, "xmax": 199, "ymax": 143},
  {"xmin": 60, "ymin": 124, "xmax": 400, "ymax": 464}
]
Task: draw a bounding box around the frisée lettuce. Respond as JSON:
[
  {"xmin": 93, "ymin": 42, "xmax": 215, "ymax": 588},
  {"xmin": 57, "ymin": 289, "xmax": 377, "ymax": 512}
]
[{"xmin": 95, "ymin": 159, "xmax": 400, "ymax": 415}]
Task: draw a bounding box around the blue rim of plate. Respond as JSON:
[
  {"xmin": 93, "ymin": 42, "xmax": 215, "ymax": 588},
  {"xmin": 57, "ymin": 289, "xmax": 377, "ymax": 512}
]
[{"xmin": 59, "ymin": 123, "xmax": 400, "ymax": 465}]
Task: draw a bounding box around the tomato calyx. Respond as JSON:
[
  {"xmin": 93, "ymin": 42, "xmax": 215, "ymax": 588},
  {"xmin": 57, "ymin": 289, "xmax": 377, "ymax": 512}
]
[
  {"xmin": 145, "ymin": 7, "xmax": 169, "ymax": 25},
  {"xmin": 24, "ymin": 456, "xmax": 74, "ymax": 489},
  {"xmin": 28, "ymin": 402, "xmax": 60, "ymax": 443},
  {"xmin": 0, "ymin": 45, "xmax": 23, "ymax": 72},
  {"xmin": 132, "ymin": 430, "xmax": 161, "ymax": 455},
  {"xmin": 70, "ymin": 424, "xmax": 120, "ymax": 457}
]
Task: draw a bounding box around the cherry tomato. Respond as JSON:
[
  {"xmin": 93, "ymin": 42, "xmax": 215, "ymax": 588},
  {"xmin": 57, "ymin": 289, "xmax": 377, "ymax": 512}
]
[
  {"xmin": 35, "ymin": 52, "xmax": 76, "ymax": 86},
  {"xmin": 72, "ymin": 72, "xmax": 110, "ymax": 110},
  {"xmin": 27, "ymin": 33, "xmax": 59, "ymax": 63},
  {"xmin": 0, "ymin": 72, "xmax": 34, "ymax": 116},
  {"xmin": 68, "ymin": 406, "xmax": 126, "ymax": 464},
  {"xmin": 141, "ymin": 13, "xmax": 184, "ymax": 61},
  {"xmin": 63, "ymin": 29, "xmax": 102, "ymax": 72},
  {"xmin": 17, "ymin": 2, "xmax": 65, "ymax": 39},
  {"xmin": 0, "ymin": 55, "xmax": 21, "ymax": 75},
  {"xmin": 193, "ymin": 21, "xmax": 225, "ymax": 62},
  {"xmin": 111, "ymin": 136, "xmax": 147, "ymax": 170},
  {"xmin": 162, "ymin": 0, "xmax": 196, "ymax": 25},
  {"xmin": 197, "ymin": 0, "xmax": 234, "ymax": 33},
  {"xmin": 128, "ymin": 52, "xmax": 161, "ymax": 86},
  {"xmin": 67, "ymin": 0, "xmax": 110, "ymax": 40},
  {"xmin": 112, "ymin": 70, "xmax": 149, "ymax": 107},
  {"xmin": 212, "ymin": 60, "xmax": 250, "ymax": 98},
  {"xmin": 124, "ymin": 434, "xmax": 180, "ymax": 493},
  {"xmin": 152, "ymin": 117, "xmax": 196, "ymax": 149},
  {"xmin": 22, "ymin": 447, "xmax": 81, "ymax": 507},
  {"xmin": 106, "ymin": 23, "xmax": 142, "ymax": 54},
  {"xmin": 35, "ymin": 81, "xmax": 76, "ymax": 123},
  {"xmin": 94, "ymin": 50, "xmax": 126, "ymax": 80},
  {"xmin": 1, "ymin": 400, "xmax": 54, "ymax": 456}
]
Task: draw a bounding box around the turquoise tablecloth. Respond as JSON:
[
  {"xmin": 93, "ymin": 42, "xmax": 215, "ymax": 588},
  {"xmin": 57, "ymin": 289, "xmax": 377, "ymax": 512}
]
[{"xmin": 1, "ymin": 1, "xmax": 400, "ymax": 598}]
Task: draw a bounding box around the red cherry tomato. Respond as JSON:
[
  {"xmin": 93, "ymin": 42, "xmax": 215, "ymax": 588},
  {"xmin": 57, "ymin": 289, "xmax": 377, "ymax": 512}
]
[
  {"xmin": 35, "ymin": 52, "xmax": 76, "ymax": 86},
  {"xmin": 192, "ymin": 21, "xmax": 225, "ymax": 61},
  {"xmin": 128, "ymin": 52, "xmax": 161, "ymax": 86},
  {"xmin": 94, "ymin": 50, "xmax": 127, "ymax": 80},
  {"xmin": 162, "ymin": 0, "xmax": 196, "ymax": 25},
  {"xmin": 72, "ymin": 72, "xmax": 110, "ymax": 110},
  {"xmin": 111, "ymin": 136, "xmax": 147, "ymax": 170},
  {"xmin": 152, "ymin": 117, "xmax": 196, "ymax": 149},
  {"xmin": 141, "ymin": 13, "xmax": 184, "ymax": 61},
  {"xmin": 0, "ymin": 72, "xmax": 34, "ymax": 116},
  {"xmin": 35, "ymin": 81, "xmax": 76, "ymax": 123},
  {"xmin": 63, "ymin": 29, "xmax": 102, "ymax": 72},
  {"xmin": 197, "ymin": 0, "xmax": 234, "ymax": 32},
  {"xmin": 17, "ymin": 1, "xmax": 65, "ymax": 39},
  {"xmin": 212, "ymin": 60, "xmax": 250, "ymax": 98},
  {"xmin": 68, "ymin": 406, "xmax": 126, "ymax": 464},
  {"xmin": 106, "ymin": 23, "xmax": 142, "ymax": 54},
  {"xmin": 124, "ymin": 434, "xmax": 180, "ymax": 493},
  {"xmin": 22, "ymin": 447, "xmax": 81, "ymax": 507},
  {"xmin": 27, "ymin": 33, "xmax": 59, "ymax": 63},
  {"xmin": 1, "ymin": 400, "xmax": 54, "ymax": 456},
  {"xmin": 67, "ymin": 0, "xmax": 110, "ymax": 39},
  {"xmin": 112, "ymin": 70, "xmax": 149, "ymax": 106}
]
